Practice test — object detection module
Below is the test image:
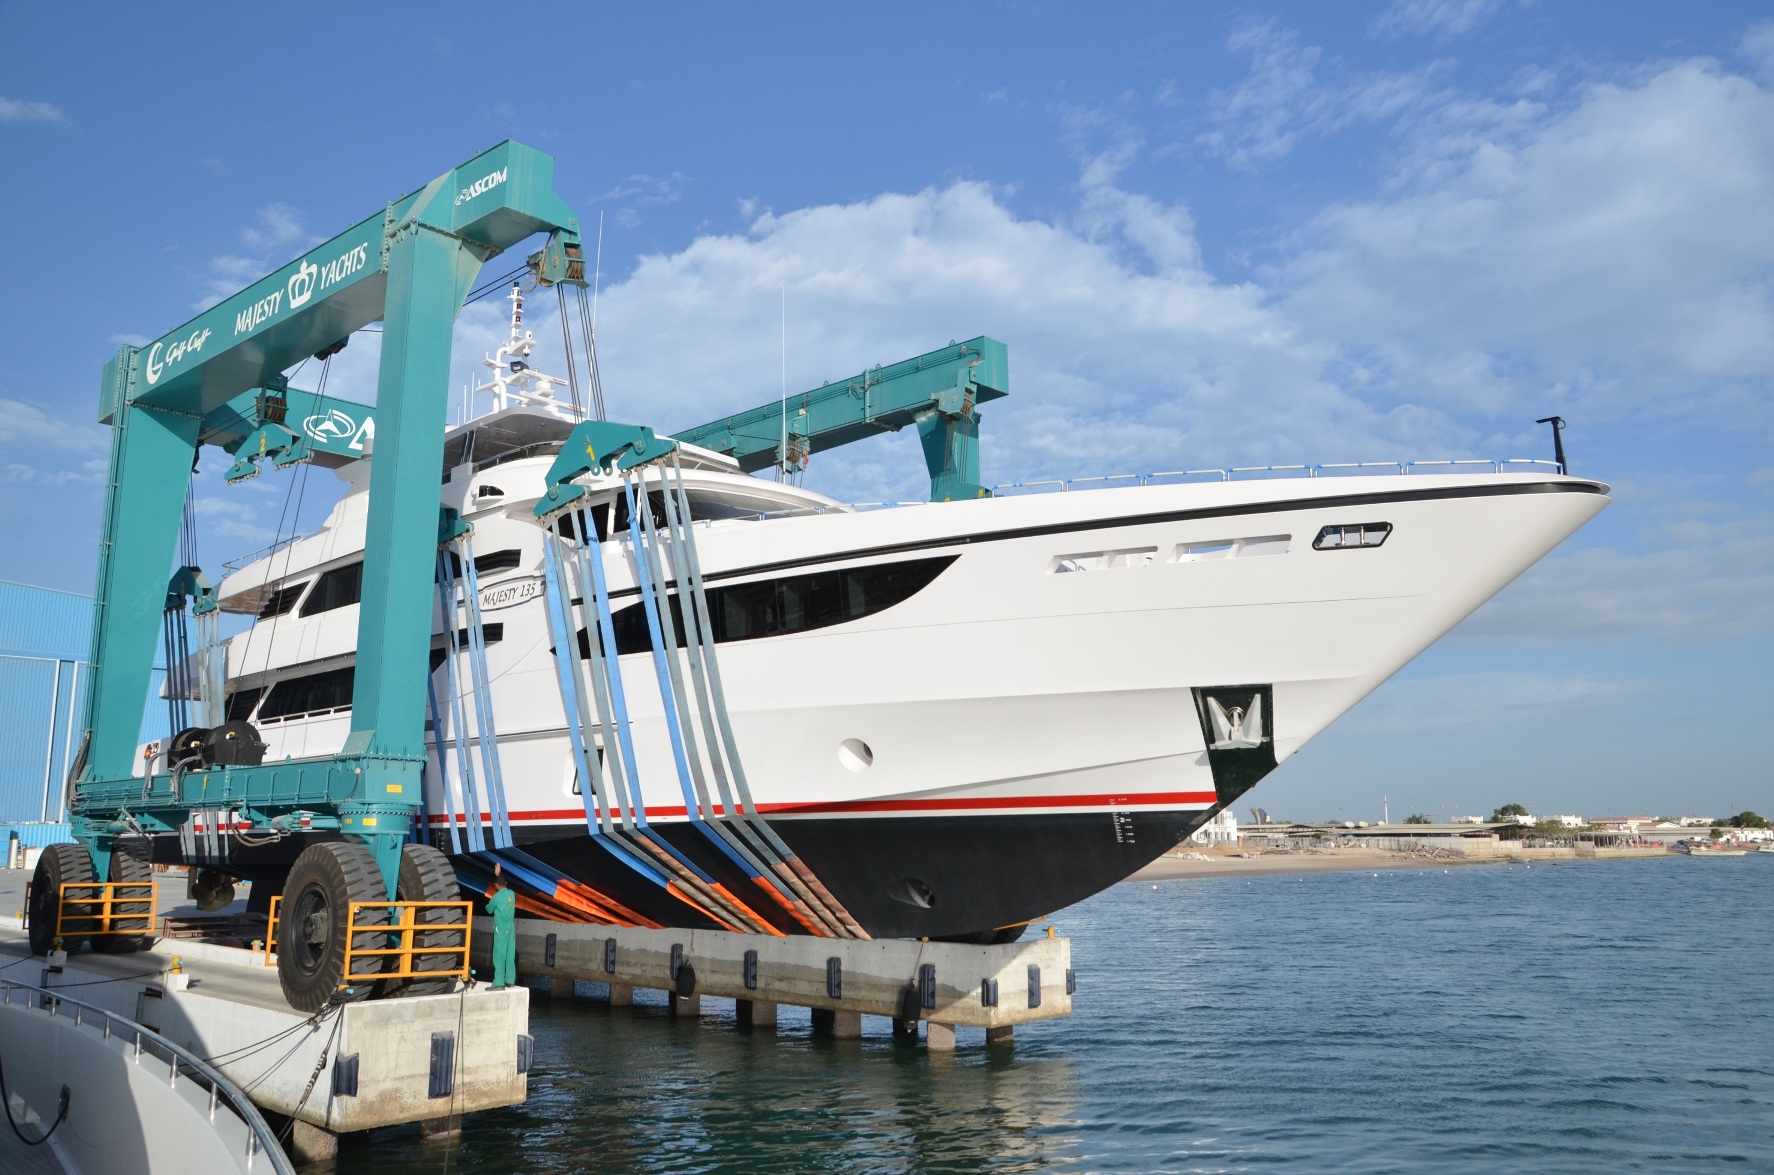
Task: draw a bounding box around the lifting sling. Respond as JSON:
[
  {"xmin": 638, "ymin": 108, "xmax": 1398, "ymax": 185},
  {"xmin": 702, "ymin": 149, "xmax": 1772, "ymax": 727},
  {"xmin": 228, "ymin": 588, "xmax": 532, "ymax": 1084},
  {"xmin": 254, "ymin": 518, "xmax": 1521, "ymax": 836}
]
[{"xmin": 535, "ymin": 450, "xmax": 868, "ymax": 938}]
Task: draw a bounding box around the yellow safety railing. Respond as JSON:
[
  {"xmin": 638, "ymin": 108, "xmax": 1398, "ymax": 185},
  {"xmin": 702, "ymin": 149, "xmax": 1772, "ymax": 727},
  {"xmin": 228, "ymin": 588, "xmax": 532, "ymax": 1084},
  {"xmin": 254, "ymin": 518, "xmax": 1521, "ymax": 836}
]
[
  {"xmin": 59, "ymin": 881, "xmax": 157, "ymax": 937},
  {"xmin": 343, "ymin": 901, "xmax": 472, "ymax": 982},
  {"xmin": 258, "ymin": 894, "xmax": 282, "ymax": 965}
]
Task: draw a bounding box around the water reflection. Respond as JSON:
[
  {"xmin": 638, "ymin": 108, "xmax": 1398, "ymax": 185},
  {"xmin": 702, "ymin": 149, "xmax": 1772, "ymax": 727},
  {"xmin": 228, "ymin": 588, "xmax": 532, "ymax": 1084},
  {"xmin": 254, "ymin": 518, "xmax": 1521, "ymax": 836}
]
[{"xmin": 347, "ymin": 994, "xmax": 1078, "ymax": 1174}]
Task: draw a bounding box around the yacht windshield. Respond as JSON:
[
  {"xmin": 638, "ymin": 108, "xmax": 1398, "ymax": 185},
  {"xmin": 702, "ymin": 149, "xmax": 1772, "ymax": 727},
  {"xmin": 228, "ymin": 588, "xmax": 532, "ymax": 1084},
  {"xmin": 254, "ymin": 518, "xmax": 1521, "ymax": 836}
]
[{"xmin": 613, "ymin": 486, "xmax": 823, "ymax": 531}]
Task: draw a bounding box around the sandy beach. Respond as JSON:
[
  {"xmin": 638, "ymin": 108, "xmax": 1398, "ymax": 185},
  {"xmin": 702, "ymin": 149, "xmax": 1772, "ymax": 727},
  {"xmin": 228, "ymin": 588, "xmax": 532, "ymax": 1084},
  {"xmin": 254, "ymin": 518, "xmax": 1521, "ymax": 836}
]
[{"xmin": 1127, "ymin": 844, "xmax": 1667, "ymax": 882}]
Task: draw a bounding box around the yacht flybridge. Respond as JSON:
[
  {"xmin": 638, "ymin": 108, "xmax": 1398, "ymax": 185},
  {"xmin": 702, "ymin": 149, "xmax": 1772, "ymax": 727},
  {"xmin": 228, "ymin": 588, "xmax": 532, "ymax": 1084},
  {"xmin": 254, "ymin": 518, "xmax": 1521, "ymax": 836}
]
[{"xmin": 50, "ymin": 143, "xmax": 1606, "ymax": 1014}]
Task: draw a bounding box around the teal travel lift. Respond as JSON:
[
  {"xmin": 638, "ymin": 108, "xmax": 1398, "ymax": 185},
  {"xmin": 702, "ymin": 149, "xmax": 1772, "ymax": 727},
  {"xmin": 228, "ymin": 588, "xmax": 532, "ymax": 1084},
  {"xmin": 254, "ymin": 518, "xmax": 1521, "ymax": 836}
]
[{"xmin": 37, "ymin": 140, "xmax": 1014, "ymax": 1013}]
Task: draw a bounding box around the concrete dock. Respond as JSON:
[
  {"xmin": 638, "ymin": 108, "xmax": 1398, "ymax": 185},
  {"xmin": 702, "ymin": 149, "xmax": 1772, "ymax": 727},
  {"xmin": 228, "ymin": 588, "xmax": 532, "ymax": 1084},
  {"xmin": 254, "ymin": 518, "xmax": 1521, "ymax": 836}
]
[
  {"xmin": 0, "ymin": 923, "xmax": 528, "ymax": 1163},
  {"xmin": 481, "ymin": 917, "xmax": 1074, "ymax": 1050}
]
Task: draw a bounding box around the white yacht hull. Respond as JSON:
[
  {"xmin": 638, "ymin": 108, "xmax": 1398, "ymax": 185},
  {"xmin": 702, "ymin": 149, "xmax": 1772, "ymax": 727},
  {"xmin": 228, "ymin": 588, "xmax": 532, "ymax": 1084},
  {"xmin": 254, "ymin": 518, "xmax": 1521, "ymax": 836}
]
[{"xmin": 195, "ymin": 459, "xmax": 1606, "ymax": 938}]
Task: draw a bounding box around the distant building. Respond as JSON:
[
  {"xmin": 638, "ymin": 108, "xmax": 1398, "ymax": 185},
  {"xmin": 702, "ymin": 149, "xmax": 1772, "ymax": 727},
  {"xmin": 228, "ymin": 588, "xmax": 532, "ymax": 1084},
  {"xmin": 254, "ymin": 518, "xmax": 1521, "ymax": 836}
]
[
  {"xmin": 1551, "ymin": 815, "xmax": 1585, "ymax": 828},
  {"xmin": 1454, "ymin": 815, "xmax": 1486, "ymax": 824},
  {"xmin": 1190, "ymin": 809, "xmax": 1240, "ymax": 847},
  {"xmin": 1678, "ymin": 816, "xmax": 1712, "ymax": 827},
  {"xmin": 1587, "ymin": 817, "xmax": 1660, "ymax": 832}
]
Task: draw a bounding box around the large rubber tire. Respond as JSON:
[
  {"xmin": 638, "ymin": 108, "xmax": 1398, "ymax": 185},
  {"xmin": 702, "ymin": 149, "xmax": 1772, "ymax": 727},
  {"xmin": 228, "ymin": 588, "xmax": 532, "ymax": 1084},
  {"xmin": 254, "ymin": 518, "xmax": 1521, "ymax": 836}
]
[
  {"xmin": 27, "ymin": 844, "xmax": 96, "ymax": 956},
  {"xmin": 382, "ymin": 844, "xmax": 465, "ymax": 998},
  {"xmin": 91, "ymin": 840, "xmax": 154, "ymax": 954},
  {"xmin": 276, "ymin": 842, "xmax": 388, "ymax": 1013}
]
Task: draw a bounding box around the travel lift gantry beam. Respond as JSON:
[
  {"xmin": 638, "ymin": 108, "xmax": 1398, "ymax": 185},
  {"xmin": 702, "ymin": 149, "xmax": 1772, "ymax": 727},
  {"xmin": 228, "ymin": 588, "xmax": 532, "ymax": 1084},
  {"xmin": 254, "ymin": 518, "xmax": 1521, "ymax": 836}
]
[
  {"xmin": 671, "ymin": 336, "xmax": 1009, "ymax": 501},
  {"xmin": 58, "ymin": 141, "xmax": 587, "ymax": 1007}
]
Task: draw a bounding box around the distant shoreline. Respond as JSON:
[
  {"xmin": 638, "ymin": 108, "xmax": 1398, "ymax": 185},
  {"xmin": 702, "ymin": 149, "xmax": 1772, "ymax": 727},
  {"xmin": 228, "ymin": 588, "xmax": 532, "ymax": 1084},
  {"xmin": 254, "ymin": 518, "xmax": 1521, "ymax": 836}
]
[{"xmin": 1127, "ymin": 845, "xmax": 1670, "ymax": 882}]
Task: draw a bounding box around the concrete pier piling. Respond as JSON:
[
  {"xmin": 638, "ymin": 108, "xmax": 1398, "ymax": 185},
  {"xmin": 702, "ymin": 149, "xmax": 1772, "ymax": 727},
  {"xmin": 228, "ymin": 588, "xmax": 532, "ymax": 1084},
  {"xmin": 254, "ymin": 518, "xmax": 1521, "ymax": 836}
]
[{"xmin": 480, "ymin": 917, "xmax": 1073, "ymax": 1048}]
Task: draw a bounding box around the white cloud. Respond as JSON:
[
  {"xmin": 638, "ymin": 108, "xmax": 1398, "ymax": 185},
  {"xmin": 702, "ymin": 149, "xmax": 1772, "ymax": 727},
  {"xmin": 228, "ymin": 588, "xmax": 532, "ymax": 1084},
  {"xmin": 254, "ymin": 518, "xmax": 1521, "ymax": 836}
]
[
  {"xmin": 1343, "ymin": 669, "xmax": 1643, "ymax": 734},
  {"xmin": 1198, "ymin": 21, "xmax": 1441, "ymax": 169},
  {"xmin": 583, "ymin": 177, "xmax": 1426, "ymax": 504},
  {"xmin": 197, "ymin": 204, "xmax": 325, "ymax": 310},
  {"xmin": 1459, "ymin": 514, "xmax": 1774, "ymax": 644},
  {"xmin": 0, "ymin": 399, "xmax": 106, "ymax": 452},
  {"xmin": 1743, "ymin": 20, "xmax": 1774, "ymax": 82},
  {"xmin": 1374, "ymin": 0, "xmax": 1510, "ymax": 40},
  {"xmin": 2, "ymin": 458, "xmax": 107, "ymax": 486},
  {"xmin": 0, "ymin": 96, "xmax": 65, "ymax": 124},
  {"xmin": 1279, "ymin": 59, "xmax": 1774, "ymax": 423}
]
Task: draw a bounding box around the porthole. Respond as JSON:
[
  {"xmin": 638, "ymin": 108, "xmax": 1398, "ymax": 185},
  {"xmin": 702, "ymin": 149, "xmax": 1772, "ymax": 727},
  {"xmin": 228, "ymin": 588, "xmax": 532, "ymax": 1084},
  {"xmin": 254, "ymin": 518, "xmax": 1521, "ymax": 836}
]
[{"xmin": 838, "ymin": 738, "xmax": 874, "ymax": 772}]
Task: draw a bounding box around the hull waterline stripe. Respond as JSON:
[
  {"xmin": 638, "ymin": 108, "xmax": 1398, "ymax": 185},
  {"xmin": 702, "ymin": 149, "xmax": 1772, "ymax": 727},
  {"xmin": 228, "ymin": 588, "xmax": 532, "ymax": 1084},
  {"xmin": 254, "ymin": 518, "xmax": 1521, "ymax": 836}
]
[{"xmin": 427, "ymin": 789, "xmax": 1221, "ymax": 824}]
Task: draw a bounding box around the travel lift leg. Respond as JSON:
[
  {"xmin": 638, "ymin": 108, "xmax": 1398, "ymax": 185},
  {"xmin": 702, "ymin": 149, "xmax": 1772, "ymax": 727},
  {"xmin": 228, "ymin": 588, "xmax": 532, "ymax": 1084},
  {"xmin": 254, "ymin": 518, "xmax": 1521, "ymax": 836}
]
[
  {"xmin": 75, "ymin": 396, "xmax": 203, "ymax": 887},
  {"xmin": 59, "ymin": 142, "xmax": 590, "ymax": 1012},
  {"xmin": 339, "ymin": 220, "xmax": 488, "ymax": 899}
]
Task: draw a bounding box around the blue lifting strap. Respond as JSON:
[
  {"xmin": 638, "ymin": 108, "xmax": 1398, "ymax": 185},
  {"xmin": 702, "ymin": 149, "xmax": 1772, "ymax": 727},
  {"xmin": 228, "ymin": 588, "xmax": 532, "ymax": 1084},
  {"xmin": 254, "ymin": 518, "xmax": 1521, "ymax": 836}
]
[{"xmin": 434, "ymin": 553, "xmax": 486, "ymax": 854}]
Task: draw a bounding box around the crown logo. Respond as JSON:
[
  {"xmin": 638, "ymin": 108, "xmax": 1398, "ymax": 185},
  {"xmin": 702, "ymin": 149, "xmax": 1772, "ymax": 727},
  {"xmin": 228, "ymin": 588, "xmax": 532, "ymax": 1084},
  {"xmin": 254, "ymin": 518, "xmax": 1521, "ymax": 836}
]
[{"xmin": 287, "ymin": 260, "xmax": 318, "ymax": 309}]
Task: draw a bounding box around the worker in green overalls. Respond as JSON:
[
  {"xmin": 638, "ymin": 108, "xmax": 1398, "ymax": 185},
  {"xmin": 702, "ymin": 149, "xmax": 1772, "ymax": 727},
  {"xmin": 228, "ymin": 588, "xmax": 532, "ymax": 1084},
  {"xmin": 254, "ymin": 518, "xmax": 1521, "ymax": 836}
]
[{"xmin": 486, "ymin": 862, "xmax": 517, "ymax": 990}]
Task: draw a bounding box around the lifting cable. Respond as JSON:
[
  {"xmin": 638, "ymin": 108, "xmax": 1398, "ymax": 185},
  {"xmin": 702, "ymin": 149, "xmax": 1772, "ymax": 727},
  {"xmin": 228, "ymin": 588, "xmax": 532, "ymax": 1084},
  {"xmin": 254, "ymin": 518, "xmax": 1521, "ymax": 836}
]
[
  {"xmin": 626, "ymin": 477, "xmax": 833, "ymax": 936},
  {"xmin": 657, "ymin": 460, "xmax": 869, "ymax": 937},
  {"xmin": 433, "ymin": 551, "xmax": 490, "ymax": 853},
  {"xmin": 555, "ymin": 283, "xmax": 584, "ymax": 420},
  {"xmin": 539, "ymin": 508, "xmax": 770, "ymax": 933},
  {"xmin": 454, "ymin": 540, "xmax": 513, "ymax": 847},
  {"xmin": 542, "ymin": 511, "xmax": 745, "ymax": 932},
  {"xmin": 534, "ymin": 461, "xmax": 871, "ymax": 937}
]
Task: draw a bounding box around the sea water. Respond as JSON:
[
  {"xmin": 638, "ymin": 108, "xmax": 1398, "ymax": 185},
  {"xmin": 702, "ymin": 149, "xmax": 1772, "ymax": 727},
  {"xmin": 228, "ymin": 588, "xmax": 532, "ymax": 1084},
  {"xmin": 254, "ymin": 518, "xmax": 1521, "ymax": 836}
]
[{"xmin": 342, "ymin": 856, "xmax": 1774, "ymax": 1172}]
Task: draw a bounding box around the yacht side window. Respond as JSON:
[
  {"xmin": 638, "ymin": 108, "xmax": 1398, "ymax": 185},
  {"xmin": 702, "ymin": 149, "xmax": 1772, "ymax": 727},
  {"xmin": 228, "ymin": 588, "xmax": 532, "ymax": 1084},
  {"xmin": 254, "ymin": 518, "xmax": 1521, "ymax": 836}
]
[
  {"xmin": 299, "ymin": 561, "xmax": 364, "ymax": 616},
  {"xmin": 1313, "ymin": 523, "xmax": 1392, "ymax": 550},
  {"xmin": 258, "ymin": 666, "xmax": 355, "ymax": 722},
  {"xmin": 224, "ymin": 687, "xmax": 264, "ymax": 721},
  {"xmin": 257, "ymin": 582, "xmax": 308, "ymax": 619},
  {"xmin": 437, "ymin": 549, "xmax": 524, "ymax": 580}
]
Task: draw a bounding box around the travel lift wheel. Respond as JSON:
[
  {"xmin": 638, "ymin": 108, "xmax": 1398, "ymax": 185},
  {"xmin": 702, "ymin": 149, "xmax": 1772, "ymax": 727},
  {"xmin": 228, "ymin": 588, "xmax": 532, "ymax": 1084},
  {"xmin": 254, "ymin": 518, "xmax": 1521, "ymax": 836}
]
[
  {"xmin": 276, "ymin": 841, "xmax": 389, "ymax": 1013},
  {"xmin": 380, "ymin": 844, "xmax": 464, "ymax": 998},
  {"xmin": 28, "ymin": 843, "xmax": 95, "ymax": 956},
  {"xmin": 90, "ymin": 839, "xmax": 153, "ymax": 954}
]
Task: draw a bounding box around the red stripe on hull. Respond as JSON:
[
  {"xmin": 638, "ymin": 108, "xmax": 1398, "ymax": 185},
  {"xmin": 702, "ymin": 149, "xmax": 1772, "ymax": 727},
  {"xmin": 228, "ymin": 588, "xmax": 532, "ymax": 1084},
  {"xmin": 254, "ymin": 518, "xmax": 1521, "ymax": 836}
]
[{"xmin": 426, "ymin": 790, "xmax": 1220, "ymax": 824}]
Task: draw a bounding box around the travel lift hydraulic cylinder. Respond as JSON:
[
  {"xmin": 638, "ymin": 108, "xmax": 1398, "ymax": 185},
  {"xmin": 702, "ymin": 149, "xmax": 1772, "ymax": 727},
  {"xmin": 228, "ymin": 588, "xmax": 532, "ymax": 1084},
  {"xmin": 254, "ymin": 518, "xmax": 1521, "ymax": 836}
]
[{"xmin": 72, "ymin": 142, "xmax": 585, "ymax": 899}]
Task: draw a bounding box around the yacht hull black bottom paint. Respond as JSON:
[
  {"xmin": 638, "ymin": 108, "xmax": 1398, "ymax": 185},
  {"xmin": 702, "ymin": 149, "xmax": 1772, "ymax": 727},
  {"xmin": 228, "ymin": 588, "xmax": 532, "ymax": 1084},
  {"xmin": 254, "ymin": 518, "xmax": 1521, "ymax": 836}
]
[{"xmin": 466, "ymin": 809, "xmax": 1215, "ymax": 941}]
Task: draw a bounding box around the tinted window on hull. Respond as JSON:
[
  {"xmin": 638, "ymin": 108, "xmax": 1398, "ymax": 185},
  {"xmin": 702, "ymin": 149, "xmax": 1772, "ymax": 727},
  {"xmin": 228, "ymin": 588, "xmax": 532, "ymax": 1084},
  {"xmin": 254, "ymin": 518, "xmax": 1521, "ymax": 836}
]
[
  {"xmin": 438, "ymin": 549, "xmax": 524, "ymax": 581},
  {"xmin": 224, "ymin": 687, "xmax": 264, "ymax": 722},
  {"xmin": 299, "ymin": 562, "xmax": 363, "ymax": 616},
  {"xmin": 246, "ymin": 624, "xmax": 504, "ymax": 723},
  {"xmin": 583, "ymin": 555, "xmax": 958, "ymax": 657},
  {"xmin": 259, "ymin": 666, "xmax": 355, "ymax": 721}
]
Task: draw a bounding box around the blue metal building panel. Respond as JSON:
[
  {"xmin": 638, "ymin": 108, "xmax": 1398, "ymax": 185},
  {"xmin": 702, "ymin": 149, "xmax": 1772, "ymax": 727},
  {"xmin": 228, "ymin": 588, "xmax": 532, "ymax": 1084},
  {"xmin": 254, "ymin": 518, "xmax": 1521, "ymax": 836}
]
[
  {"xmin": 0, "ymin": 581, "xmax": 94, "ymax": 822},
  {"xmin": 0, "ymin": 582, "xmax": 176, "ymax": 822},
  {"xmin": 0, "ymin": 655, "xmax": 61, "ymax": 821},
  {"xmin": 0, "ymin": 579, "xmax": 93, "ymax": 660}
]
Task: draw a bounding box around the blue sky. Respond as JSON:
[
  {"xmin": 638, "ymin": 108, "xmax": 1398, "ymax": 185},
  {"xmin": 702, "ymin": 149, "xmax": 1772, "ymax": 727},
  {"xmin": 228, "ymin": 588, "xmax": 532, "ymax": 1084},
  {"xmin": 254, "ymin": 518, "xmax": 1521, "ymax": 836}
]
[{"xmin": 2, "ymin": 1, "xmax": 1770, "ymax": 821}]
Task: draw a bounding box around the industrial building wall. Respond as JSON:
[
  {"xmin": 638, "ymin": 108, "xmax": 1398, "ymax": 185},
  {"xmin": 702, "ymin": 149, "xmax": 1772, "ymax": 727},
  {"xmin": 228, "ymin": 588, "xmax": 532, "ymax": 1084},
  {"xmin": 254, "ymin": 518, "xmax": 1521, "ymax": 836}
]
[{"xmin": 0, "ymin": 580, "xmax": 92, "ymax": 824}]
